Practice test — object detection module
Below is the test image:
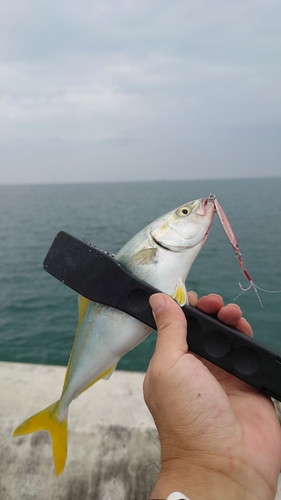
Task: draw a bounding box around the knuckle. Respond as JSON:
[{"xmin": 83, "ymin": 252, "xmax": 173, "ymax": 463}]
[{"xmin": 157, "ymin": 316, "xmax": 174, "ymax": 332}]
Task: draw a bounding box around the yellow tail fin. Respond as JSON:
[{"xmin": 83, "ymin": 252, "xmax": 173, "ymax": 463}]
[{"xmin": 13, "ymin": 402, "xmax": 68, "ymax": 476}]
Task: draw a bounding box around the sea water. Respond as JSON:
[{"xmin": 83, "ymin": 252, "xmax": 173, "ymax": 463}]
[{"xmin": 0, "ymin": 178, "xmax": 280, "ymax": 371}]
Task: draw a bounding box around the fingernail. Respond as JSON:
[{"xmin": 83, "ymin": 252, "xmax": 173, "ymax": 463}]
[
  {"xmin": 228, "ymin": 303, "xmax": 242, "ymax": 312},
  {"xmin": 149, "ymin": 294, "xmax": 166, "ymax": 313}
]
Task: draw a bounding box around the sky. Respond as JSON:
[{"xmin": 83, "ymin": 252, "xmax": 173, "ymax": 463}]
[{"xmin": 1, "ymin": 0, "xmax": 281, "ymax": 185}]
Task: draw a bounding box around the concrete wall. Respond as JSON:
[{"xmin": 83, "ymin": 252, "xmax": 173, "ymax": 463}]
[{"xmin": 1, "ymin": 361, "xmax": 281, "ymax": 500}]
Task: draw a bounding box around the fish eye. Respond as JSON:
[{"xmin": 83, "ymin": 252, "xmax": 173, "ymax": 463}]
[{"xmin": 176, "ymin": 207, "xmax": 191, "ymax": 217}]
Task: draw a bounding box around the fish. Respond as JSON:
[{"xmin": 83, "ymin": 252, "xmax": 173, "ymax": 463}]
[{"xmin": 13, "ymin": 197, "xmax": 215, "ymax": 475}]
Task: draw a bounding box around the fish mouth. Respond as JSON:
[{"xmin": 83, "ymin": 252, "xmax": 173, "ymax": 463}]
[
  {"xmin": 150, "ymin": 230, "xmax": 190, "ymax": 252},
  {"xmin": 150, "ymin": 197, "xmax": 215, "ymax": 252},
  {"xmin": 196, "ymin": 197, "xmax": 213, "ymax": 216},
  {"xmin": 150, "ymin": 233, "xmax": 180, "ymax": 252},
  {"xmin": 195, "ymin": 198, "xmax": 215, "ymax": 242},
  {"xmin": 203, "ymin": 227, "xmax": 210, "ymax": 241}
]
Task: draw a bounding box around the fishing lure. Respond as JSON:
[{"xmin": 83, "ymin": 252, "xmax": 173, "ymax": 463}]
[{"xmin": 209, "ymin": 193, "xmax": 281, "ymax": 306}]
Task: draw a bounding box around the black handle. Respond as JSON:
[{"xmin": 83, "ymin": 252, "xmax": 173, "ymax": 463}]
[{"xmin": 43, "ymin": 231, "xmax": 281, "ymax": 401}]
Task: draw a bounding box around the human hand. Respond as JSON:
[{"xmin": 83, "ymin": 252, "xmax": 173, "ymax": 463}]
[{"xmin": 143, "ymin": 293, "xmax": 281, "ymax": 500}]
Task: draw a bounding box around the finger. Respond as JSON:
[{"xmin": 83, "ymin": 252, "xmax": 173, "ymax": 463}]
[
  {"xmin": 187, "ymin": 290, "xmax": 198, "ymax": 306},
  {"xmin": 149, "ymin": 294, "xmax": 188, "ymax": 361},
  {"xmin": 232, "ymin": 317, "xmax": 253, "ymax": 337},
  {"xmin": 215, "ymin": 304, "xmax": 253, "ymax": 336},
  {"xmin": 197, "ymin": 296, "xmax": 253, "ymax": 336},
  {"xmin": 217, "ymin": 303, "xmax": 242, "ymax": 326},
  {"xmin": 196, "ymin": 293, "xmax": 224, "ymax": 314}
]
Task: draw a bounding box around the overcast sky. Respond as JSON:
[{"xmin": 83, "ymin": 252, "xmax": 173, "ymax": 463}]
[{"xmin": 1, "ymin": 0, "xmax": 281, "ymax": 185}]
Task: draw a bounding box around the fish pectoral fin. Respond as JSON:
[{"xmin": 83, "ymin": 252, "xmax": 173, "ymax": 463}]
[
  {"xmin": 133, "ymin": 246, "xmax": 158, "ymax": 265},
  {"xmin": 13, "ymin": 402, "xmax": 68, "ymax": 476},
  {"xmin": 172, "ymin": 280, "xmax": 187, "ymax": 306}
]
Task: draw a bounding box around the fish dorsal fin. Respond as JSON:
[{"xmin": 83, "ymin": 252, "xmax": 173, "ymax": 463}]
[{"xmin": 172, "ymin": 280, "xmax": 187, "ymax": 306}]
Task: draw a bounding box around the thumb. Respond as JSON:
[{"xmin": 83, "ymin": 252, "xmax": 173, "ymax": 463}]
[{"xmin": 149, "ymin": 293, "xmax": 188, "ymax": 362}]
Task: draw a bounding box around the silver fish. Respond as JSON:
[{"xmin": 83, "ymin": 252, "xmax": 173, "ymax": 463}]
[{"xmin": 13, "ymin": 197, "xmax": 215, "ymax": 475}]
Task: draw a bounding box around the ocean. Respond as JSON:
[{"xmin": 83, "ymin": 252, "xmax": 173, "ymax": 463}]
[{"xmin": 0, "ymin": 178, "xmax": 281, "ymax": 372}]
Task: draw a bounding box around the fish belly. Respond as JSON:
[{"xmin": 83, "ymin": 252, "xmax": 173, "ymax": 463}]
[{"xmin": 57, "ymin": 302, "xmax": 152, "ymax": 417}]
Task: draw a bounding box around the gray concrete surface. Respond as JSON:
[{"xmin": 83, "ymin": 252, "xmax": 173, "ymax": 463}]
[
  {"xmin": 0, "ymin": 362, "xmax": 159, "ymax": 500},
  {"xmin": 1, "ymin": 361, "xmax": 281, "ymax": 500}
]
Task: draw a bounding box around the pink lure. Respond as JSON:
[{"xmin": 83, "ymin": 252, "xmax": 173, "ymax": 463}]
[{"xmin": 209, "ymin": 194, "xmax": 281, "ymax": 306}]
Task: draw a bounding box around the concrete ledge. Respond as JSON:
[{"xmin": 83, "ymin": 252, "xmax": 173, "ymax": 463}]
[
  {"xmin": 0, "ymin": 362, "xmax": 159, "ymax": 500},
  {"xmin": 1, "ymin": 361, "xmax": 281, "ymax": 499}
]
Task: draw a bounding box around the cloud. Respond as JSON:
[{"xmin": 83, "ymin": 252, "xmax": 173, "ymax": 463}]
[{"xmin": 0, "ymin": 0, "xmax": 281, "ymax": 184}]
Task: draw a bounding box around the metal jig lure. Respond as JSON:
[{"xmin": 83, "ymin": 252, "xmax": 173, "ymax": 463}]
[{"xmin": 209, "ymin": 193, "xmax": 281, "ymax": 306}]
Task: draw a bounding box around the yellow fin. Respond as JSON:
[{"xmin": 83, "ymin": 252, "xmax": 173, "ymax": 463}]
[
  {"xmin": 63, "ymin": 295, "xmax": 90, "ymax": 388},
  {"xmin": 77, "ymin": 295, "xmax": 90, "ymax": 330},
  {"xmin": 172, "ymin": 280, "xmax": 187, "ymax": 306},
  {"xmin": 13, "ymin": 402, "xmax": 68, "ymax": 476},
  {"xmin": 102, "ymin": 363, "xmax": 117, "ymax": 380},
  {"xmin": 78, "ymin": 363, "xmax": 118, "ymax": 396}
]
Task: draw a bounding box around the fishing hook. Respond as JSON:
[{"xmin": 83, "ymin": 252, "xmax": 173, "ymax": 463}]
[{"xmin": 209, "ymin": 193, "xmax": 281, "ymax": 307}]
